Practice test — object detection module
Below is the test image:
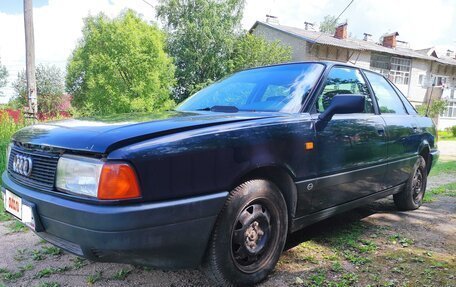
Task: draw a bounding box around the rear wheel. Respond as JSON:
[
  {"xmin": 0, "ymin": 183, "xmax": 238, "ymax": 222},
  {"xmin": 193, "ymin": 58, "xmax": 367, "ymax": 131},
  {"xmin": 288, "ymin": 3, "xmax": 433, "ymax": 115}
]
[
  {"xmin": 203, "ymin": 179, "xmax": 288, "ymax": 286},
  {"xmin": 394, "ymin": 156, "xmax": 427, "ymax": 210}
]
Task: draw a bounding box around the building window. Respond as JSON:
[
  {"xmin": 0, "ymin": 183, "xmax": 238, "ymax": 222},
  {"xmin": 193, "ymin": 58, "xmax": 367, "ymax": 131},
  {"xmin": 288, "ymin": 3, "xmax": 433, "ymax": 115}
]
[
  {"xmin": 441, "ymin": 89, "xmax": 456, "ymax": 118},
  {"xmin": 441, "ymin": 101, "xmax": 456, "ymax": 118},
  {"xmin": 370, "ymin": 53, "xmax": 411, "ymax": 85},
  {"xmin": 390, "ymin": 57, "xmax": 411, "ymax": 85}
]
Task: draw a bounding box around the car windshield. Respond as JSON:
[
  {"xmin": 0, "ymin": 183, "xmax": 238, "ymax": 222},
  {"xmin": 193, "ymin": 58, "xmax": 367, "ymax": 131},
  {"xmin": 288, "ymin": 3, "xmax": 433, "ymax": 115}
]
[{"xmin": 176, "ymin": 63, "xmax": 325, "ymax": 113}]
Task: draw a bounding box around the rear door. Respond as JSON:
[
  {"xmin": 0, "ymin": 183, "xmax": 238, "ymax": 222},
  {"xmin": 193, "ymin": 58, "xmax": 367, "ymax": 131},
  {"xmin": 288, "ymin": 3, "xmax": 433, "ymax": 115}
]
[
  {"xmin": 309, "ymin": 66, "xmax": 388, "ymax": 211},
  {"xmin": 364, "ymin": 71, "xmax": 419, "ymax": 187}
]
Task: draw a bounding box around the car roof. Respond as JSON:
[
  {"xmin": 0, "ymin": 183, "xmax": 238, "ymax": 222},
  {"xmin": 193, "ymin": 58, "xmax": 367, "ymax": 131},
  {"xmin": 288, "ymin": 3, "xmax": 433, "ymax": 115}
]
[{"xmin": 242, "ymin": 60, "xmax": 384, "ymax": 77}]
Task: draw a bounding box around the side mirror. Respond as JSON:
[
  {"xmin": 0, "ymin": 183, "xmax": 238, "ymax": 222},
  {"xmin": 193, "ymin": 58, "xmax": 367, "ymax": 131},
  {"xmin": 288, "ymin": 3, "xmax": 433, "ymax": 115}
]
[{"xmin": 316, "ymin": 94, "xmax": 365, "ymax": 131}]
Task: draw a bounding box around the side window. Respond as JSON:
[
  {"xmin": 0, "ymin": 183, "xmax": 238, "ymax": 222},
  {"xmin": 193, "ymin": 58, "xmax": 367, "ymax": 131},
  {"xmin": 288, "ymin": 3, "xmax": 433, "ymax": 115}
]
[
  {"xmin": 316, "ymin": 67, "xmax": 373, "ymax": 113},
  {"xmin": 390, "ymin": 80, "xmax": 417, "ymax": 115},
  {"xmin": 365, "ymin": 71, "xmax": 407, "ymax": 114}
]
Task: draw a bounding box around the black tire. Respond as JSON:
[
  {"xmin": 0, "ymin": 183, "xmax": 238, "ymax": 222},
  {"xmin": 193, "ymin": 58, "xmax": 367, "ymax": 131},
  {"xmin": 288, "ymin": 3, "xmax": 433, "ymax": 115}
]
[
  {"xmin": 203, "ymin": 179, "xmax": 288, "ymax": 286},
  {"xmin": 393, "ymin": 156, "xmax": 427, "ymax": 211}
]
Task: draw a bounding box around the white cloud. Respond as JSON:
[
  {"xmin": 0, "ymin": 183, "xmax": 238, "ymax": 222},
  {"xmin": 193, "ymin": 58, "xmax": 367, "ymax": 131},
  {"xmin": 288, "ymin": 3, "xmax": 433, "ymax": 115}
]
[{"xmin": 0, "ymin": 0, "xmax": 455, "ymax": 101}]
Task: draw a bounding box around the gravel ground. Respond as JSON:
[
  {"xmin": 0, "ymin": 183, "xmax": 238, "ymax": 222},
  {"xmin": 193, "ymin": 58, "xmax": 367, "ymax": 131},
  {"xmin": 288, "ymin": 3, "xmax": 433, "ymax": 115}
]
[{"xmin": 1, "ymin": 142, "xmax": 455, "ymax": 287}]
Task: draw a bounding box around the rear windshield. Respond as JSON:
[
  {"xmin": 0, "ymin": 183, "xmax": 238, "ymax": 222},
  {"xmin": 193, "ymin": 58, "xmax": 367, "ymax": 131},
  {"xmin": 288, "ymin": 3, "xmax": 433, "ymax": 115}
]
[{"xmin": 177, "ymin": 63, "xmax": 325, "ymax": 113}]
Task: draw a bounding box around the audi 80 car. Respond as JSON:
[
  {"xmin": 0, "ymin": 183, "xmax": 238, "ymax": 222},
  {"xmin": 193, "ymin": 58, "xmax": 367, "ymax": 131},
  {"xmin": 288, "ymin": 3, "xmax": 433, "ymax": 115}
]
[{"xmin": 2, "ymin": 61, "xmax": 438, "ymax": 286}]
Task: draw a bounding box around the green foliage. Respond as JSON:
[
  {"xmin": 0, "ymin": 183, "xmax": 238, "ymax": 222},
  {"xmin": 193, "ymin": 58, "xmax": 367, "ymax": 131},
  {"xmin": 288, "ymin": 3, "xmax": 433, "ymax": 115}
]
[
  {"xmin": 0, "ymin": 113, "xmax": 25, "ymax": 193},
  {"xmin": 417, "ymin": 99, "xmax": 448, "ymax": 118},
  {"xmin": 438, "ymin": 130, "xmax": 456, "ymax": 141},
  {"xmin": 319, "ymin": 15, "xmax": 338, "ymax": 34},
  {"xmin": 451, "ymin": 125, "xmax": 456, "ymax": 137},
  {"xmin": 0, "ymin": 57, "xmax": 8, "ymax": 96},
  {"xmin": 66, "ymin": 10, "xmax": 175, "ymax": 115},
  {"xmin": 87, "ymin": 271, "xmax": 103, "ymax": 284},
  {"xmin": 34, "ymin": 266, "xmax": 69, "ymax": 279},
  {"xmin": 38, "ymin": 283, "xmax": 60, "ymax": 287},
  {"xmin": 157, "ymin": 0, "xmax": 292, "ymax": 101},
  {"xmin": 12, "ymin": 64, "xmax": 65, "ymax": 114},
  {"xmin": 229, "ymin": 34, "xmax": 292, "ymax": 73},
  {"xmin": 6, "ymin": 221, "xmax": 27, "ymax": 233},
  {"xmin": 423, "ymin": 182, "xmax": 456, "ymax": 203},
  {"xmin": 429, "ymin": 160, "xmax": 456, "ymax": 176},
  {"xmin": 112, "ymin": 268, "xmax": 131, "ymax": 280},
  {"xmin": 157, "ymin": 0, "xmax": 244, "ymax": 100}
]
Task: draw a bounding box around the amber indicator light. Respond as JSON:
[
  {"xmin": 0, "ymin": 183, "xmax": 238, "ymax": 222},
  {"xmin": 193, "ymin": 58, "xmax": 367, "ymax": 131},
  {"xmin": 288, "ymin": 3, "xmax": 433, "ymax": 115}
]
[
  {"xmin": 305, "ymin": 141, "xmax": 314, "ymax": 150},
  {"xmin": 98, "ymin": 163, "xmax": 141, "ymax": 200}
]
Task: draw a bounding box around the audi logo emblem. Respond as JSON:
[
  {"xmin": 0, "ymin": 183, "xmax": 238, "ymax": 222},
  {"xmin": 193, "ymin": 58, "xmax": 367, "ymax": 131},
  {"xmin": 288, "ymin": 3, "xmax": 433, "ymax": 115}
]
[{"xmin": 12, "ymin": 154, "xmax": 33, "ymax": 177}]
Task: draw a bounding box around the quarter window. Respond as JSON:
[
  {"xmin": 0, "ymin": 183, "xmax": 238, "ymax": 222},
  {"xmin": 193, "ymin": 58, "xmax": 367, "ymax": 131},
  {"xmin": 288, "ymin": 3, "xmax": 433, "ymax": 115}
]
[
  {"xmin": 316, "ymin": 67, "xmax": 373, "ymax": 113},
  {"xmin": 365, "ymin": 71, "xmax": 407, "ymax": 114}
]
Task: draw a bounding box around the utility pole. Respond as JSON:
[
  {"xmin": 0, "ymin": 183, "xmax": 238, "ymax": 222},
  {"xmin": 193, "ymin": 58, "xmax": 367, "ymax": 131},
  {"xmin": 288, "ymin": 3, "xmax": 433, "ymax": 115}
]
[{"xmin": 24, "ymin": 0, "xmax": 37, "ymax": 121}]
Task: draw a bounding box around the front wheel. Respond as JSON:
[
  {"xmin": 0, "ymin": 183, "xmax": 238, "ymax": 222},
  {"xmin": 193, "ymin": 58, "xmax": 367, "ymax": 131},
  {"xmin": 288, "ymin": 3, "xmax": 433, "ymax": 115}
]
[
  {"xmin": 203, "ymin": 179, "xmax": 288, "ymax": 286},
  {"xmin": 393, "ymin": 156, "xmax": 427, "ymax": 210}
]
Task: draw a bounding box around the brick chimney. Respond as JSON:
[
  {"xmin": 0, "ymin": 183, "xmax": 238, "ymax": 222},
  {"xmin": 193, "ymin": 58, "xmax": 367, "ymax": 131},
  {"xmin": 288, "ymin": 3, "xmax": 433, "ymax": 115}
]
[
  {"xmin": 382, "ymin": 32, "xmax": 399, "ymax": 48},
  {"xmin": 334, "ymin": 23, "xmax": 348, "ymax": 39}
]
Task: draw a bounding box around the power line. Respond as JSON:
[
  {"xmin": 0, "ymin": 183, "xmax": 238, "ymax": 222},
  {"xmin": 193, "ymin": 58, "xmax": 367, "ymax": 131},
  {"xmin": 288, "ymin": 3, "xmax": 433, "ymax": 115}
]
[
  {"xmin": 141, "ymin": 0, "xmax": 155, "ymax": 8},
  {"xmin": 309, "ymin": 0, "xmax": 354, "ymax": 53}
]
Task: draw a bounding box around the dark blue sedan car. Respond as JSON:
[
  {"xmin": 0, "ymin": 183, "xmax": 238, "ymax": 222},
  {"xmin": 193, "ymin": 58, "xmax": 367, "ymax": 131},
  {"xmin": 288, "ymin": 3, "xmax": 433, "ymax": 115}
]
[{"xmin": 2, "ymin": 61, "xmax": 439, "ymax": 286}]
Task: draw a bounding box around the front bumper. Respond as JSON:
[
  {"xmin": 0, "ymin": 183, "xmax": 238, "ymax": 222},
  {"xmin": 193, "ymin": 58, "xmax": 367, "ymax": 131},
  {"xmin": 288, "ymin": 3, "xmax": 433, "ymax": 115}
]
[
  {"xmin": 429, "ymin": 149, "xmax": 440, "ymax": 172},
  {"xmin": 1, "ymin": 172, "xmax": 227, "ymax": 268}
]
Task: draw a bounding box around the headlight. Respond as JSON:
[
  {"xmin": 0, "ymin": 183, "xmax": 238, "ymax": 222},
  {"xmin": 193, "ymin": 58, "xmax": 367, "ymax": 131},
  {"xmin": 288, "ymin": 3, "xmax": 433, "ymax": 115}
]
[
  {"xmin": 56, "ymin": 155, "xmax": 104, "ymax": 197},
  {"xmin": 56, "ymin": 155, "xmax": 141, "ymax": 200},
  {"xmin": 6, "ymin": 143, "xmax": 12, "ymax": 169}
]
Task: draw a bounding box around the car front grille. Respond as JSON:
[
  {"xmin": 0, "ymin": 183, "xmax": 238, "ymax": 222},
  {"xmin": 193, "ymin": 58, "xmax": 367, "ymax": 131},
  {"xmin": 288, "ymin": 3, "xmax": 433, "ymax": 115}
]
[{"xmin": 8, "ymin": 145, "xmax": 60, "ymax": 191}]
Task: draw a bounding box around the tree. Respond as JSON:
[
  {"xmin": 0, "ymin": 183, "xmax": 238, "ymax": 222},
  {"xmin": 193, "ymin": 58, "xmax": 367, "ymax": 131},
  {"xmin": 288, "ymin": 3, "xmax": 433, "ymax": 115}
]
[
  {"xmin": 66, "ymin": 10, "xmax": 176, "ymax": 115},
  {"xmin": 229, "ymin": 34, "xmax": 292, "ymax": 73},
  {"xmin": 417, "ymin": 98, "xmax": 447, "ymax": 126},
  {"xmin": 0, "ymin": 57, "xmax": 8, "ymax": 96},
  {"xmin": 12, "ymin": 64, "xmax": 64, "ymax": 114},
  {"xmin": 319, "ymin": 15, "xmax": 337, "ymax": 34},
  {"xmin": 157, "ymin": 0, "xmax": 245, "ymax": 101}
]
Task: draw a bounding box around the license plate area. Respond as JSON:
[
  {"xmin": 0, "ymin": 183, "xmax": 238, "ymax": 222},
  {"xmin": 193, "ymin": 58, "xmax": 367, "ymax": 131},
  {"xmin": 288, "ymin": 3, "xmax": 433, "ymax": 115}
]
[{"xmin": 3, "ymin": 189, "xmax": 36, "ymax": 230}]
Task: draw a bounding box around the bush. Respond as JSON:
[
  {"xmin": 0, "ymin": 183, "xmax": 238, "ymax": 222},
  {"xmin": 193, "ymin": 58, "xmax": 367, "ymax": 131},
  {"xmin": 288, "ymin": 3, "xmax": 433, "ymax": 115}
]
[
  {"xmin": 0, "ymin": 114, "xmax": 25, "ymax": 178},
  {"xmin": 451, "ymin": 126, "xmax": 456, "ymax": 138}
]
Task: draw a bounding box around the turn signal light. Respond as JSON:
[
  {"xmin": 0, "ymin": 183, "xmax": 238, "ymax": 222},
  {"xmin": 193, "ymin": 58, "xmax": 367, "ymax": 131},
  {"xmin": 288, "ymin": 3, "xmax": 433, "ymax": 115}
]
[{"xmin": 98, "ymin": 163, "xmax": 141, "ymax": 200}]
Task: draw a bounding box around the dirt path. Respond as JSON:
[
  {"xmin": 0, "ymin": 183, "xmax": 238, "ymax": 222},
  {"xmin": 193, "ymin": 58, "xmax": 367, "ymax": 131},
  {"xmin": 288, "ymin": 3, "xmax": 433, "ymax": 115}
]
[{"xmin": 1, "ymin": 173, "xmax": 455, "ymax": 286}]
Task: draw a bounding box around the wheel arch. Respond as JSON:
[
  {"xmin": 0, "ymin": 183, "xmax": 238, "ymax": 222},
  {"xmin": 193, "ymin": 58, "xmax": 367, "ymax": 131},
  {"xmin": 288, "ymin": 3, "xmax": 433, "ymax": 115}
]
[
  {"xmin": 233, "ymin": 165, "xmax": 298, "ymax": 230},
  {"xmin": 418, "ymin": 141, "xmax": 431, "ymax": 174}
]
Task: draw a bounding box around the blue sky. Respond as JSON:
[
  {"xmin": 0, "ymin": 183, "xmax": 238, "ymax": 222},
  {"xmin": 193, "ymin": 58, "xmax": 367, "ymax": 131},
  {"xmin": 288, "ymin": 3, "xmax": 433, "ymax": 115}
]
[
  {"xmin": 0, "ymin": 0, "xmax": 48, "ymax": 14},
  {"xmin": 0, "ymin": 0, "xmax": 455, "ymax": 102}
]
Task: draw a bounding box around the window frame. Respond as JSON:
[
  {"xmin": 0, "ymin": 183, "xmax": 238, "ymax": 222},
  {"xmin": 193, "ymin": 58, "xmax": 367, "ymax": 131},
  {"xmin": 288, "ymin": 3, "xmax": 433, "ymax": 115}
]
[
  {"xmin": 307, "ymin": 64, "xmax": 380, "ymax": 115},
  {"xmin": 362, "ymin": 69, "xmax": 410, "ymax": 115}
]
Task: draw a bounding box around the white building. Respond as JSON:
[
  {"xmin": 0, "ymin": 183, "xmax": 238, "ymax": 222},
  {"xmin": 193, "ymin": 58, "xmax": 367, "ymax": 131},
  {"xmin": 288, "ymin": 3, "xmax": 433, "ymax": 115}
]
[{"xmin": 250, "ymin": 20, "xmax": 456, "ymax": 129}]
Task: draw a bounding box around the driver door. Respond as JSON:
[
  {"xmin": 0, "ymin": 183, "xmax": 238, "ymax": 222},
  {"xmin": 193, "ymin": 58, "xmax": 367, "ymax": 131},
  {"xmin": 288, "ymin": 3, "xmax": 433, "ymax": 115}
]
[{"xmin": 310, "ymin": 66, "xmax": 388, "ymax": 211}]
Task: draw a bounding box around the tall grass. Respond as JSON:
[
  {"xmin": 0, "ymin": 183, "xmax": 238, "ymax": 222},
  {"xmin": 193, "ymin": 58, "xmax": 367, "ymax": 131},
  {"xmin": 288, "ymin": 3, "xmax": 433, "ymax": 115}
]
[
  {"xmin": 0, "ymin": 113, "xmax": 25, "ymax": 181},
  {"xmin": 0, "ymin": 113, "xmax": 26, "ymax": 221}
]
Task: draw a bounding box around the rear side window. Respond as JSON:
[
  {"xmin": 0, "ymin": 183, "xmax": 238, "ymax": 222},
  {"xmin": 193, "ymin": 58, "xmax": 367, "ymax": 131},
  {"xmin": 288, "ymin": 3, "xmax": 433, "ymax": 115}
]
[
  {"xmin": 316, "ymin": 67, "xmax": 373, "ymax": 113},
  {"xmin": 365, "ymin": 71, "xmax": 407, "ymax": 114},
  {"xmin": 389, "ymin": 80, "xmax": 417, "ymax": 115}
]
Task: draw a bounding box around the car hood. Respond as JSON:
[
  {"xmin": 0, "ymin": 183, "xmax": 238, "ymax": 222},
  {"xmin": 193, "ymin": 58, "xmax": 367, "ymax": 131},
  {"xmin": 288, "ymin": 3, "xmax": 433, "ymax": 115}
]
[{"xmin": 12, "ymin": 111, "xmax": 284, "ymax": 153}]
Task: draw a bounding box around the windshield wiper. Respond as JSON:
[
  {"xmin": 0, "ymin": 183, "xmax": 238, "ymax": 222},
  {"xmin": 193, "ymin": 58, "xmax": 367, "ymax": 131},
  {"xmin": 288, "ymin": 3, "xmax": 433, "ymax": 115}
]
[{"xmin": 196, "ymin": 105, "xmax": 239, "ymax": 113}]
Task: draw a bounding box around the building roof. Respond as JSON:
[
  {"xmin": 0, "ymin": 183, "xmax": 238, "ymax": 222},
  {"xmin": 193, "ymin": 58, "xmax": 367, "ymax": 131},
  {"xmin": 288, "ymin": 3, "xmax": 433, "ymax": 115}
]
[{"xmin": 250, "ymin": 21, "xmax": 456, "ymax": 67}]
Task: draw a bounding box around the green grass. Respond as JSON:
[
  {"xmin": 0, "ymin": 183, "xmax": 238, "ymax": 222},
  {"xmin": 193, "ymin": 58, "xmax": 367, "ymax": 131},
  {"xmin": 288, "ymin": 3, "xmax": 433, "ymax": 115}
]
[
  {"xmin": 0, "ymin": 268, "xmax": 24, "ymax": 282},
  {"xmin": 424, "ymin": 182, "xmax": 456, "ymax": 203},
  {"xmin": 6, "ymin": 221, "xmax": 27, "ymax": 233},
  {"xmin": 38, "ymin": 283, "xmax": 60, "ymax": 287},
  {"xmin": 87, "ymin": 271, "xmax": 103, "ymax": 284},
  {"xmin": 34, "ymin": 266, "xmax": 70, "ymax": 279},
  {"xmin": 112, "ymin": 268, "xmax": 131, "ymax": 280},
  {"xmin": 438, "ymin": 130, "xmax": 456, "ymax": 141},
  {"xmin": 430, "ymin": 160, "xmax": 456, "ymax": 176},
  {"xmin": 0, "ymin": 113, "xmax": 26, "ymax": 222}
]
